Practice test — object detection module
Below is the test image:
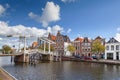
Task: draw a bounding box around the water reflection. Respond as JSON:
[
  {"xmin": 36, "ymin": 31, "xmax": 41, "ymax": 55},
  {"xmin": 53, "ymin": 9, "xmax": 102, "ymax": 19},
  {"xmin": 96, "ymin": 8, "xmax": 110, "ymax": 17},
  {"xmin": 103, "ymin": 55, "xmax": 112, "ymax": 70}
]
[
  {"xmin": 1, "ymin": 57, "xmax": 120, "ymax": 80},
  {"xmin": 0, "ymin": 56, "xmax": 14, "ymax": 66}
]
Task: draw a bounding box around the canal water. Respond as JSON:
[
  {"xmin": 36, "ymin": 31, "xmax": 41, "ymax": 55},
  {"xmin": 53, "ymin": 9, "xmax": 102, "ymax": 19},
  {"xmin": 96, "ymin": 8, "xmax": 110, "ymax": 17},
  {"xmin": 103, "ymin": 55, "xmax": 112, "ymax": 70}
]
[{"xmin": 0, "ymin": 57, "xmax": 120, "ymax": 80}]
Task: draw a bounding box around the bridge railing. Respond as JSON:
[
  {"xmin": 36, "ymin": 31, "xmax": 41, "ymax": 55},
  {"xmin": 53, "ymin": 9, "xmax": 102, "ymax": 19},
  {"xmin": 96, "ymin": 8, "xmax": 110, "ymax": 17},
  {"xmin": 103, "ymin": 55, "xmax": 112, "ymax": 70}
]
[{"xmin": 27, "ymin": 49, "xmax": 58, "ymax": 56}]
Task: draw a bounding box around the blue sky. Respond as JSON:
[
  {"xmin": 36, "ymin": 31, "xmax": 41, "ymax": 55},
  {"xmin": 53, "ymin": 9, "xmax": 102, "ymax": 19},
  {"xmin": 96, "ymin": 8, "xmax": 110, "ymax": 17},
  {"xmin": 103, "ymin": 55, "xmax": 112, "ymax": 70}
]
[{"xmin": 0, "ymin": 0, "xmax": 120, "ymax": 48}]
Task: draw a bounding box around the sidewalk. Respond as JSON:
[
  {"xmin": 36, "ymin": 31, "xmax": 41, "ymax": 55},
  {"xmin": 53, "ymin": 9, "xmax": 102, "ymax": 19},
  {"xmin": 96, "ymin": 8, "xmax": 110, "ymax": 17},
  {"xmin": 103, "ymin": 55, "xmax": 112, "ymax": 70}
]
[{"xmin": 0, "ymin": 67, "xmax": 16, "ymax": 80}]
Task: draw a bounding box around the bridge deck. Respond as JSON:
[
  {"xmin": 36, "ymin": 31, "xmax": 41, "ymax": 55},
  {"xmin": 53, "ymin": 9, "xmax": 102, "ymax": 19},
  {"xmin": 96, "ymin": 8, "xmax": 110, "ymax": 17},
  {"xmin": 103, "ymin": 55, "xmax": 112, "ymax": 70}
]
[{"xmin": 0, "ymin": 53, "xmax": 22, "ymax": 56}]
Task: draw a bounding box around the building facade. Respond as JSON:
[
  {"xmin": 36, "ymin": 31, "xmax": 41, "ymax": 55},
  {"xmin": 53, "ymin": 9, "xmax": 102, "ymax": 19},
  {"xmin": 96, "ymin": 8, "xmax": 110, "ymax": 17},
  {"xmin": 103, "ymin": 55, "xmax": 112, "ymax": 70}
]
[
  {"xmin": 55, "ymin": 31, "xmax": 70, "ymax": 56},
  {"xmin": 72, "ymin": 37, "xmax": 83, "ymax": 56},
  {"xmin": 48, "ymin": 33, "xmax": 56, "ymax": 50},
  {"xmin": 64, "ymin": 42, "xmax": 72, "ymax": 56},
  {"xmin": 105, "ymin": 38, "xmax": 120, "ymax": 60},
  {"xmin": 72, "ymin": 37, "xmax": 92, "ymax": 57},
  {"xmin": 81, "ymin": 37, "xmax": 92, "ymax": 56}
]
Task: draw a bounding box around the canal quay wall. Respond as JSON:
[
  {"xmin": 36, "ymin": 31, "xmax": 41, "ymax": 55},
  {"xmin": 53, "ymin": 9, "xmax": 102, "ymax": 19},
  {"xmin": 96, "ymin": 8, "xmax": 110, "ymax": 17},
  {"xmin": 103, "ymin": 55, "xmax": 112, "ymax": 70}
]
[
  {"xmin": 71, "ymin": 58, "xmax": 120, "ymax": 65},
  {"xmin": 0, "ymin": 67, "xmax": 17, "ymax": 80}
]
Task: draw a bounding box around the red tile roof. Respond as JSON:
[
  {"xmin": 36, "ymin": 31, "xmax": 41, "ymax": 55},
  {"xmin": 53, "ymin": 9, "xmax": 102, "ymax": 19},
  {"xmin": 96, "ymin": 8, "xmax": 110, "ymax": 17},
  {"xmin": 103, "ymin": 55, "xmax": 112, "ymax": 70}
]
[
  {"xmin": 74, "ymin": 37, "xmax": 84, "ymax": 42},
  {"xmin": 51, "ymin": 35, "xmax": 56, "ymax": 41},
  {"xmin": 32, "ymin": 42, "xmax": 38, "ymax": 47}
]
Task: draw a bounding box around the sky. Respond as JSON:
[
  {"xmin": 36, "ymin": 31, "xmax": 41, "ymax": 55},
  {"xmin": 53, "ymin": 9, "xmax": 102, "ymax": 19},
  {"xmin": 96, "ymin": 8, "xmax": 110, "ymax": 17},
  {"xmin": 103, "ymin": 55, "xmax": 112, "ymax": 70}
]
[{"xmin": 0, "ymin": 0, "xmax": 120, "ymax": 48}]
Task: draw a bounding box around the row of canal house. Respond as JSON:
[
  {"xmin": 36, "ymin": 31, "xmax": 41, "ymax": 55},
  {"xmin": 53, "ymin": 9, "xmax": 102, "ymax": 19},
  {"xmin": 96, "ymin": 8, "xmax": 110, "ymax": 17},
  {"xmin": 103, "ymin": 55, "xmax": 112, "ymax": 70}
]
[
  {"xmin": 72, "ymin": 36, "xmax": 105, "ymax": 57},
  {"xmin": 36, "ymin": 31, "xmax": 120, "ymax": 60},
  {"xmin": 46, "ymin": 31, "xmax": 105, "ymax": 57}
]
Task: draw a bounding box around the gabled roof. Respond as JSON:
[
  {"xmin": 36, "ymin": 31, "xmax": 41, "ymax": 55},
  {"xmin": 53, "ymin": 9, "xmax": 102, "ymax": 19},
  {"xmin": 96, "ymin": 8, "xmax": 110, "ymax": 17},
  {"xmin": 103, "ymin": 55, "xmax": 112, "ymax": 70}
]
[
  {"xmin": 62, "ymin": 35, "xmax": 70, "ymax": 42},
  {"xmin": 55, "ymin": 31, "xmax": 70, "ymax": 42},
  {"xmin": 74, "ymin": 37, "xmax": 84, "ymax": 42},
  {"xmin": 51, "ymin": 35, "xmax": 56, "ymax": 41},
  {"xmin": 95, "ymin": 36, "xmax": 102, "ymax": 40},
  {"xmin": 48, "ymin": 33, "xmax": 56, "ymax": 41},
  {"xmin": 83, "ymin": 37, "xmax": 91, "ymax": 43},
  {"xmin": 107, "ymin": 38, "xmax": 119, "ymax": 43},
  {"xmin": 32, "ymin": 42, "xmax": 38, "ymax": 47}
]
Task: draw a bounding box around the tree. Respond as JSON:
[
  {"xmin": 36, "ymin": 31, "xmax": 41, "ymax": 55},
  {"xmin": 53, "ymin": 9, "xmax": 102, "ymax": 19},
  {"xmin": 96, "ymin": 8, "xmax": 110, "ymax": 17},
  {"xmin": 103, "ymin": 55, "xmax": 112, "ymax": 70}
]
[
  {"xmin": 2, "ymin": 45, "xmax": 12, "ymax": 54},
  {"xmin": 67, "ymin": 45, "xmax": 76, "ymax": 53},
  {"xmin": 92, "ymin": 40, "xmax": 105, "ymax": 60}
]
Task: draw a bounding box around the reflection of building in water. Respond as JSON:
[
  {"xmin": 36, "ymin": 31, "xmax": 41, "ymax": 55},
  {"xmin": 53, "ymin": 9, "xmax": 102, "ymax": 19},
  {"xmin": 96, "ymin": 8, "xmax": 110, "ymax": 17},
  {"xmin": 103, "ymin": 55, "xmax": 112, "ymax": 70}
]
[{"xmin": 105, "ymin": 38, "xmax": 120, "ymax": 60}]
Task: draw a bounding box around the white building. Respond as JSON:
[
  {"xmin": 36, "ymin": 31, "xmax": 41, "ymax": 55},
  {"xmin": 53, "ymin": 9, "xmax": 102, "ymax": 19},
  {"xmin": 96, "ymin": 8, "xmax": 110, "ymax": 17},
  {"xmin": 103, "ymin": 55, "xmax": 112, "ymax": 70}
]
[
  {"xmin": 64, "ymin": 42, "xmax": 72, "ymax": 56},
  {"xmin": 105, "ymin": 38, "xmax": 120, "ymax": 60}
]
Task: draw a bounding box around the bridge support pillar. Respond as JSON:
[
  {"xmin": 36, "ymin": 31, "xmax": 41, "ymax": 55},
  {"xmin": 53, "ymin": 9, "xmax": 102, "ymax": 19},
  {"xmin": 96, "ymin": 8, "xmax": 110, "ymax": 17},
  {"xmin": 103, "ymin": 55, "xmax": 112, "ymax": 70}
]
[
  {"xmin": 14, "ymin": 54, "xmax": 29, "ymax": 63},
  {"xmin": 44, "ymin": 41, "xmax": 46, "ymax": 54},
  {"xmin": 48, "ymin": 43, "xmax": 50, "ymax": 53},
  {"xmin": 50, "ymin": 54, "xmax": 53, "ymax": 61}
]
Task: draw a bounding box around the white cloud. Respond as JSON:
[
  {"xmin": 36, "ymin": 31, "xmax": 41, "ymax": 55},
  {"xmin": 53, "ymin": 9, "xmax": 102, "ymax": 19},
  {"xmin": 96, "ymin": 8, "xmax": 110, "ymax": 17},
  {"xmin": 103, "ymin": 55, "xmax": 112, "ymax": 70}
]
[
  {"xmin": 115, "ymin": 33, "xmax": 120, "ymax": 42},
  {"xmin": 0, "ymin": 4, "xmax": 6, "ymax": 16},
  {"xmin": 0, "ymin": 21, "xmax": 64, "ymax": 48},
  {"xmin": 28, "ymin": 2, "xmax": 60, "ymax": 27},
  {"xmin": 0, "ymin": 37, "xmax": 3, "ymax": 41},
  {"xmin": 0, "ymin": 21, "xmax": 47, "ymax": 37},
  {"xmin": 28, "ymin": 12, "xmax": 40, "ymax": 21},
  {"xmin": 117, "ymin": 28, "xmax": 120, "ymax": 32},
  {"xmin": 46, "ymin": 25, "xmax": 64, "ymax": 35},
  {"xmin": 0, "ymin": 21, "xmax": 64, "ymax": 37},
  {"xmin": 52, "ymin": 25, "xmax": 63, "ymax": 34},
  {"xmin": 115, "ymin": 28, "xmax": 120, "ymax": 42},
  {"xmin": 40, "ymin": 2, "xmax": 60, "ymax": 27},
  {"xmin": 61, "ymin": 0, "xmax": 75, "ymax": 3},
  {"xmin": 67, "ymin": 28, "xmax": 72, "ymax": 33}
]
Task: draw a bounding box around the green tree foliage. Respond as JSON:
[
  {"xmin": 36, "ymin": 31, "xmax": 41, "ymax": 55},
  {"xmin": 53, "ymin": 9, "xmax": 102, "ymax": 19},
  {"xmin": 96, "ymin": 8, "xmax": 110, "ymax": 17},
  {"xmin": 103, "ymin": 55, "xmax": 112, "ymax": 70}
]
[
  {"xmin": 92, "ymin": 40, "xmax": 105, "ymax": 60},
  {"xmin": 67, "ymin": 45, "xmax": 76, "ymax": 53},
  {"xmin": 38, "ymin": 44, "xmax": 54, "ymax": 51},
  {"xmin": 2, "ymin": 45, "xmax": 12, "ymax": 54},
  {"xmin": 92, "ymin": 40, "xmax": 105, "ymax": 54}
]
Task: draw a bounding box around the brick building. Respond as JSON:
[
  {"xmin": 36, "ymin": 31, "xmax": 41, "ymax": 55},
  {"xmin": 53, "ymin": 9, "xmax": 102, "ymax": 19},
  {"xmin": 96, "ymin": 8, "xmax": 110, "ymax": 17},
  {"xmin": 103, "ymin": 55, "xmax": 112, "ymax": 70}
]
[
  {"xmin": 72, "ymin": 37, "xmax": 83, "ymax": 56},
  {"xmin": 72, "ymin": 37, "xmax": 92, "ymax": 57},
  {"xmin": 81, "ymin": 37, "xmax": 92, "ymax": 56},
  {"xmin": 55, "ymin": 31, "xmax": 70, "ymax": 56}
]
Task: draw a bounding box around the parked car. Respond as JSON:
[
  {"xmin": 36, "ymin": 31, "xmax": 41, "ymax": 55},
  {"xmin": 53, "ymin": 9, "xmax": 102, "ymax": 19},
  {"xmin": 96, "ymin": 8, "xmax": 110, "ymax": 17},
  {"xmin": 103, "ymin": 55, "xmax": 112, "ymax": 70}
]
[
  {"xmin": 84, "ymin": 56, "xmax": 92, "ymax": 60},
  {"xmin": 74, "ymin": 55, "xmax": 81, "ymax": 58},
  {"xmin": 92, "ymin": 56, "xmax": 97, "ymax": 59}
]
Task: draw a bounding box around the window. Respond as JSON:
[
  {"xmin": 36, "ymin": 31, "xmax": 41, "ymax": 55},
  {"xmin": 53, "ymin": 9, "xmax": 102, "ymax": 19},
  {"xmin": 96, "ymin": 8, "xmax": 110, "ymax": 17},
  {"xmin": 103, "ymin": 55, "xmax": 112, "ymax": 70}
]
[
  {"xmin": 88, "ymin": 49, "xmax": 91, "ymax": 51},
  {"xmin": 116, "ymin": 45, "xmax": 119, "ymax": 50},
  {"xmin": 78, "ymin": 47, "xmax": 79, "ymax": 50},
  {"xmin": 87, "ymin": 43, "xmax": 90, "ymax": 46},
  {"xmin": 82, "ymin": 49, "xmax": 84, "ymax": 51},
  {"xmin": 111, "ymin": 45, "xmax": 114, "ymax": 50},
  {"xmin": 85, "ymin": 43, "xmax": 87, "ymax": 46},
  {"xmin": 106, "ymin": 46, "xmax": 109, "ymax": 50}
]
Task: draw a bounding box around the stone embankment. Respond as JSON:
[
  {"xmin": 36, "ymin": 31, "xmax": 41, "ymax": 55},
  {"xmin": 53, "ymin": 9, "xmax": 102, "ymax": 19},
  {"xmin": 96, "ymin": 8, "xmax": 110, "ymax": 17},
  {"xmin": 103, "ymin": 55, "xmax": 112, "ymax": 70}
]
[{"xmin": 72, "ymin": 58, "xmax": 120, "ymax": 65}]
